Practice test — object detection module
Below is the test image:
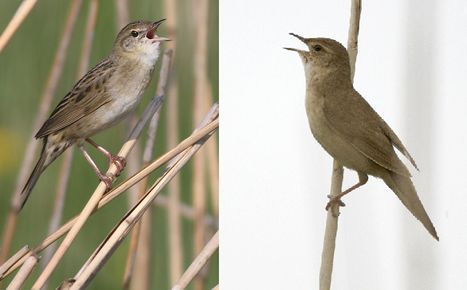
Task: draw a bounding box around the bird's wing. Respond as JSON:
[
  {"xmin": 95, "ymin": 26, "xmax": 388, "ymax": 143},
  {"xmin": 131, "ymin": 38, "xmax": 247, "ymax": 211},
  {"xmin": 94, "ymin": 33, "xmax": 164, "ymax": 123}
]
[
  {"xmin": 379, "ymin": 119, "xmax": 419, "ymax": 170},
  {"xmin": 35, "ymin": 59, "xmax": 116, "ymax": 138},
  {"xmin": 323, "ymin": 90, "xmax": 412, "ymax": 177}
]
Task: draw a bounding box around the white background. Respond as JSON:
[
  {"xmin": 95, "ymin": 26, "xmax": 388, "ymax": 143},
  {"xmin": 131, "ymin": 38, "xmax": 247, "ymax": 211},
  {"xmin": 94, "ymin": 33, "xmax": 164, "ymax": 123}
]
[{"xmin": 220, "ymin": 0, "xmax": 467, "ymax": 289}]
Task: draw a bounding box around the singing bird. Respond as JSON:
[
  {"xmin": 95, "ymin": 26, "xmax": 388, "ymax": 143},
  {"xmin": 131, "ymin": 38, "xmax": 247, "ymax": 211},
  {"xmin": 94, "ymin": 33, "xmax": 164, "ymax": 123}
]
[
  {"xmin": 21, "ymin": 20, "xmax": 169, "ymax": 210},
  {"xmin": 285, "ymin": 34, "xmax": 438, "ymax": 240}
]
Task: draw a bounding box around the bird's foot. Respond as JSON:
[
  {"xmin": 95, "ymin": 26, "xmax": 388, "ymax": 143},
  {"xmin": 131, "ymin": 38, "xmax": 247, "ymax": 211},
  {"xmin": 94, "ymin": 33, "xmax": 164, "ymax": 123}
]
[
  {"xmin": 110, "ymin": 155, "xmax": 126, "ymax": 176},
  {"xmin": 325, "ymin": 195, "xmax": 346, "ymax": 215},
  {"xmin": 97, "ymin": 172, "xmax": 114, "ymax": 191}
]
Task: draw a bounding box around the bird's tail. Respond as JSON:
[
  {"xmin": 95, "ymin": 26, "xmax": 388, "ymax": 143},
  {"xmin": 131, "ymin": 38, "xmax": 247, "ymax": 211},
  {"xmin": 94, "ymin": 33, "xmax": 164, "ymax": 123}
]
[
  {"xmin": 20, "ymin": 137, "xmax": 66, "ymax": 210},
  {"xmin": 383, "ymin": 171, "xmax": 438, "ymax": 240},
  {"xmin": 20, "ymin": 142, "xmax": 48, "ymax": 210}
]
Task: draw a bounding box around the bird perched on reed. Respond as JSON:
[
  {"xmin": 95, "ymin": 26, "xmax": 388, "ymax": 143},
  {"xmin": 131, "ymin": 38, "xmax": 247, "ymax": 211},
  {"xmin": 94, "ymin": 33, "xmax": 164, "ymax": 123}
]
[
  {"xmin": 285, "ymin": 34, "xmax": 438, "ymax": 240},
  {"xmin": 20, "ymin": 19, "xmax": 169, "ymax": 210}
]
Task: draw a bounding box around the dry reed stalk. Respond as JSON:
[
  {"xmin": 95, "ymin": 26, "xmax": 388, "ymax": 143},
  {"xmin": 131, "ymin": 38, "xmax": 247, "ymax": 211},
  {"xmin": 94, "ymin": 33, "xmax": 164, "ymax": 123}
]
[
  {"xmin": 115, "ymin": 0, "xmax": 140, "ymax": 214},
  {"xmin": 6, "ymin": 254, "xmax": 38, "ymax": 290},
  {"xmin": 122, "ymin": 178, "xmax": 147, "ymax": 290},
  {"xmin": 69, "ymin": 106, "xmax": 219, "ymax": 289},
  {"xmin": 167, "ymin": 85, "xmax": 184, "ymax": 282},
  {"xmin": 154, "ymin": 195, "xmax": 218, "ymax": 229},
  {"xmin": 0, "ymin": 0, "xmax": 38, "ymax": 53},
  {"xmin": 77, "ymin": 0, "xmax": 98, "ymax": 77},
  {"xmin": 128, "ymin": 206, "xmax": 151, "ymax": 290},
  {"xmin": 31, "ymin": 50, "xmax": 173, "ymax": 290},
  {"xmin": 126, "ymin": 129, "xmax": 165, "ymax": 289},
  {"xmin": 319, "ymin": 1, "xmax": 361, "ymax": 290},
  {"xmin": 124, "ymin": 22, "xmax": 177, "ymax": 286},
  {"xmin": 124, "ymin": 87, "xmax": 164, "ymax": 290},
  {"xmin": 163, "ymin": 0, "xmax": 184, "ymax": 283},
  {"xmin": 211, "ymin": 285, "xmax": 219, "ymax": 290},
  {"xmin": 0, "ymin": 0, "xmax": 83, "ymax": 265},
  {"xmin": 125, "ymin": 147, "xmax": 143, "ymax": 206},
  {"xmin": 114, "ymin": 0, "xmax": 129, "ymax": 29},
  {"xmin": 346, "ymin": 0, "xmax": 361, "ymax": 83},
  {"xmin": 0, "ymin": 117, "xmax": 219, "ymax": 281},
  {"xmin": 129, "ymin": 61, "xmax": 169, "ymax": 289},
  {"xmin": 319, "ymin": 161, "xmax": 343, "ymax": 290},
  {"xmin": 114, "ymin": 0, "xmax": 142, "ymax": 211},
  {"xmin": 171, "ymin": 231, "xmax": 219, "ymax": 290},
  {"xmin": 0, "ymin": 246, "xmax": 29, "ymax": 278},
  {"xmin": 192, "ymin": 0, "xmax": 210, "ymax": 289},
  {"xmin": 41, "ymin": 1, "xmax": 99, "ymax": 277},
  {"xmin": 124, "ymin": 118, "xmax": 143, "ymax": 205},
  {"xmin": 123, "ymin": 161, "xmax": 151, "ymax": 289},
  {"xmin": 40, "ymin": 149, "xmax": 74, "ymax": 272},
  {"xmin": 203, "ymin": 86, "xmax": 219, "ymax": 217}
]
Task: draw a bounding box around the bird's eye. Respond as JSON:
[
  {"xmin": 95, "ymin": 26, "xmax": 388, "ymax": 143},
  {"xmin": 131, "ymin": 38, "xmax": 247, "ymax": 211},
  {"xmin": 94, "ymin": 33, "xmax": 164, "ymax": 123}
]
[
  {"xmin": 313, "ymin": 45, "xmax": 322, "ymax": 52},
  {"xmin": 130, "ymin": 30, "xmax": 139, "ymax": 37}
]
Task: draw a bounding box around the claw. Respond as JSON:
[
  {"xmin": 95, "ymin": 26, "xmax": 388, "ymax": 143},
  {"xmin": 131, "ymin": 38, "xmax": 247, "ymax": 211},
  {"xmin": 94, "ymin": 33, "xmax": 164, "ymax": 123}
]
[
  {"xmin": 325, "ymin": 194, "xmax": 346, "ymax": 211},
  {"xmin": 110, "ymin": 155, "xmax": 126, "ymax": 176},
  {"xmin": 98, "ymin": 172, "xmax": 114, "ymax": 191}
]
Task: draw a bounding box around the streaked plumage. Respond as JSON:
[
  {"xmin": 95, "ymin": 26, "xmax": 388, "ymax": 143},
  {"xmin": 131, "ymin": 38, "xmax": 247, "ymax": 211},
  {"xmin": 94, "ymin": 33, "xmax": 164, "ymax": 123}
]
[
  {"xmin": 286, "ymin": 34, "xmax": 438, "ymax": 240},
  {"xmin": 21, "ymin": 20, "xmax": 169, "ymax": 209}
]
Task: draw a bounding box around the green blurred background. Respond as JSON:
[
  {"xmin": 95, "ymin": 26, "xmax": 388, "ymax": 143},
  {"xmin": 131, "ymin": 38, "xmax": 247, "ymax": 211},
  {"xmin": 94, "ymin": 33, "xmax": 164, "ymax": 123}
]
[{"xmin": 0, "ymin": 0, "xmax": 218, "ymax": 289}]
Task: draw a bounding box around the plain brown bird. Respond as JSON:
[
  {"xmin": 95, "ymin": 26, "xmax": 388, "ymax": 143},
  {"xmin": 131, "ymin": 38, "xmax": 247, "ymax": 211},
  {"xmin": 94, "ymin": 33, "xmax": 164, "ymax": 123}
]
[{"xmin": 285, "ymin": 34, "xmax": 438, "ymax": 240}]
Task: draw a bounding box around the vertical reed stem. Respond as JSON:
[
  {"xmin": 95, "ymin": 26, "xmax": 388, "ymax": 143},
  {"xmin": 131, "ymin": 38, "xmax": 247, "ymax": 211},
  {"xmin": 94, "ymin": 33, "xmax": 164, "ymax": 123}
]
[
  {"xmin": 319, "ymin": 1, "xmax": 362, "ymax": 289},
  {"xmin": 192, "ymin": 0, "xmax": 210, "ymax": 288},
  {"xmin": 40, "ymin": 2, "xmax": 98, "ymax": 285},
  {"xmin": 0, "ymin": 0, "xmax": 83, "ymax": 264},
  {"xmin": 163, "ymin": 0, "xmax": 184, "ymax": 285}
]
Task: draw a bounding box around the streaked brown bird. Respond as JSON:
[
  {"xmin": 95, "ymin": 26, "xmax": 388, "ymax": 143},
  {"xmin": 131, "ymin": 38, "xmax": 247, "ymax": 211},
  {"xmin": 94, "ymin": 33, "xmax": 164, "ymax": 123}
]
[
  {"xmin": 285, "ymin": 34, "xmax": 438, "ymax": 240},
  {"xmin": 21, "ymin": 20, "xmax": 169, "ymax": 210}
]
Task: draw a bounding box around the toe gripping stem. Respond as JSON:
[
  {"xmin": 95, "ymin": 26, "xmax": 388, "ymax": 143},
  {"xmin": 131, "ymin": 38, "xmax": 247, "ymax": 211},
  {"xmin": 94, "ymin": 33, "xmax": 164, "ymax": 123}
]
[{"xmin": 325, "ymin": 172, "xmax": 368, "ymax": 215}]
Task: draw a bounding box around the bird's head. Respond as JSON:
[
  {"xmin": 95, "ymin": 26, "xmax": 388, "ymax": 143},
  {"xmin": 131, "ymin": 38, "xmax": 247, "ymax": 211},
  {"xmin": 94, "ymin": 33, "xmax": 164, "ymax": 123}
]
[
  {"xmin": 284, "ymin": 34, "xmax": 350, "ymax": 79},
  {"xmin": 113, "ymin": 19, "xmax": 170, "ymax": 64}
]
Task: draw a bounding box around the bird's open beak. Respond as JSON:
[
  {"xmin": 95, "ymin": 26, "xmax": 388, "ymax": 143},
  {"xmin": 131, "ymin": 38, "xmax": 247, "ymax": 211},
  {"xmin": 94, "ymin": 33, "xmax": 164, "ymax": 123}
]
[
  {"xmin": 283, "ymin": 47, "xmax": 306, "ymax": 53},
  {"xmin": 284, "ymin": 33, "xmax": 307, "ymax": 54},
  {"xmin": 146, "ymin": 19, "xmax": 171, "ymax": 41},
  {"xmin": 289, "ymin": 32, "xmax": 306, "ymax": 43},
  {"xmin": 153, "ymin": 19, "xmax": 166, "ymax": 29},
  {"xmin": 153, "ymin": 36, "xmax": 171, "ymax": 42}
]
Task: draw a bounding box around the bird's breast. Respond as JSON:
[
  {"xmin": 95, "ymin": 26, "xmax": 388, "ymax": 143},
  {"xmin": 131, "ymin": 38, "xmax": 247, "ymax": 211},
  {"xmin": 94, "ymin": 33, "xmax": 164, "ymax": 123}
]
[
  {"xmin": 85, "ymin": 67, "xmax": 152, "ymax": 134},
  {"xmin": 305, "ymin": 91, "xmax": 327, "ymax": 140},
  {"xmin": 98, "ymin": 91, "xmax": 142, "ymax": 126}
]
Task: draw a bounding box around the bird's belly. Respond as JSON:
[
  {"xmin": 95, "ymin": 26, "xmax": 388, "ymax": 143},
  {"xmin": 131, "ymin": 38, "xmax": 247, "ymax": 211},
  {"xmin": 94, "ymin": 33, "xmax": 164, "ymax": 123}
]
[
  {"xmin": 306, "ymin": 101, "xmax": 376, "ymax": 174},
  {"xmin": 96, "ymin": 94, "xmax": 141, "ymax": 128}
]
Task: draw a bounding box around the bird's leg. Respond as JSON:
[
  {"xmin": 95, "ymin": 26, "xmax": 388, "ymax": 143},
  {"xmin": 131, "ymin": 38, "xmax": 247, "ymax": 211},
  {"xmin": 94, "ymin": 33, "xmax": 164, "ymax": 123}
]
[
  {"xmin": 325, "ymin": 172, "xmax": 368, "ymax": 211},
  {"xmin": 78, "ymin": 144, "xmax": 114, "ymax": 190},
  {"xmin": 85, "ymin": 138, "xmax": 126, "ymax": 176}
]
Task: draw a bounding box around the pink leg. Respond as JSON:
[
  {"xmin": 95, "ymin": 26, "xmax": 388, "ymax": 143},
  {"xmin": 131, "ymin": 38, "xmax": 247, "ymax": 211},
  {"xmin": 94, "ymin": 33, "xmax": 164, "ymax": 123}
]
[
  {"xmin": 325, "ymin": 172, "xmax": 368, "ymax": 212},
  {"xmin": 85, "ymin": 138, "xmax": 126, "ymax": 176},
  {"xmin": 78, "ymin": 145, "xmax": 114, "ymax": 189}
]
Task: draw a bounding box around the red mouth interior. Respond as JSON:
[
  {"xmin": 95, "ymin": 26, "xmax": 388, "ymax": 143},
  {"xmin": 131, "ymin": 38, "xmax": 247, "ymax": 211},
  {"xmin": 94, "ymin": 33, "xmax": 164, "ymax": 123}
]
[{"xmin": 146, "ymin": 30, "xmax": 155, "ymax": 39}]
